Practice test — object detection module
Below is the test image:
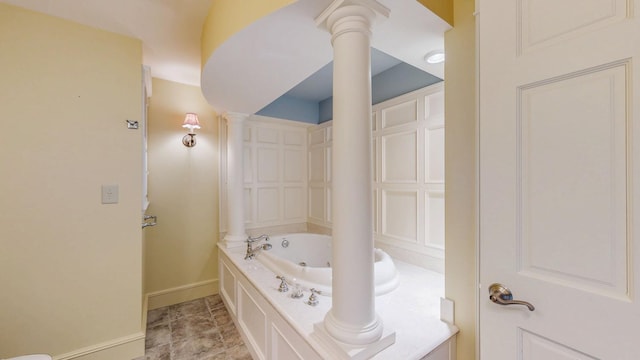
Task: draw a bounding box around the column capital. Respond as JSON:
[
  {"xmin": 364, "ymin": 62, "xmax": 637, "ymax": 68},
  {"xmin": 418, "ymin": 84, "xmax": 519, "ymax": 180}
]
[
  {"xmin": 315, "ymin": 0, "xmax": 389, "ymax": 32},
  {"xmin": 223, "ymin": 111, "xmax": 249, "ymax": 124}
]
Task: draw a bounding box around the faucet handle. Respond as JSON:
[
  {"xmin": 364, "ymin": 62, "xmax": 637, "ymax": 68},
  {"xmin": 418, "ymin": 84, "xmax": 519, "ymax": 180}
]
[
  {"xmin": 306, "ymin": 288, "xmax": 320, "ymax": 306},
  {"xmin": 276, "ymin": 275, "xmax": 289, "ymax": 292}
]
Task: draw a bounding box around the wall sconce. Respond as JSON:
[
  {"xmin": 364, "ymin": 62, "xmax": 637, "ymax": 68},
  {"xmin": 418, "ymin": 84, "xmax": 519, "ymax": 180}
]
[{"xmin": 182, "ymin": 113, "xmax": 201, "ymax": 147}]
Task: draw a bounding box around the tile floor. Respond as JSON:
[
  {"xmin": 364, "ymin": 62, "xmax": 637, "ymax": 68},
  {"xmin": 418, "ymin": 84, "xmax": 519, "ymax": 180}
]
[{"xmin": 135, "ymin": 295, "xmax": 252, "ymax": 360}]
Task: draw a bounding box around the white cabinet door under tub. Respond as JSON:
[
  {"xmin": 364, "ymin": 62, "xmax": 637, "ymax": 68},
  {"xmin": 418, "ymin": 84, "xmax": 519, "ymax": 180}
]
[
  {"xmin": 218, "ymin": 247, "xmax": 456, "ymax": 360},
  {"xmin": 219, "ymin": 250, "xmax": 322, "ymax": 360}
]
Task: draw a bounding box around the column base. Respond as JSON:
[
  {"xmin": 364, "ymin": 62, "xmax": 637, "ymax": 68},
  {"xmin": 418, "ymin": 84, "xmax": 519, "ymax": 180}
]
[
  {"xmin": 312, "ymin": 321, "xmax": 396, "ymax": 360},
  {"xmin": 222, "ymin": 233, "xmax": 247, "ymax": 248}
]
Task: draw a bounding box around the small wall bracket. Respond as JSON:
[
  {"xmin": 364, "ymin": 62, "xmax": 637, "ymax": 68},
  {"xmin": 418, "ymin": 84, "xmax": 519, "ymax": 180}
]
[{"xmin": 126, "ymin": 120, "xmax": 139, "ymax": 129}]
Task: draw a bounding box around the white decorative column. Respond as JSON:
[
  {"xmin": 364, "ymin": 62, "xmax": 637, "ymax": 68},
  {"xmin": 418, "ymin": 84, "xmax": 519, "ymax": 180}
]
[
  {"xmin": 314, "ymin": 1, "xmax": 394, "ymax": 358},
  {"xmin": 223, "ymin": 112, "xmax": 247, "ymax": 248}
]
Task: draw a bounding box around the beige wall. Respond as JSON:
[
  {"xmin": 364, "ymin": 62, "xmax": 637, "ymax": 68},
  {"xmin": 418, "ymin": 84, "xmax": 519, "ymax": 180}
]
[
  {"xmin": 444, "ymin": 0, "xmax": 477, "ymax": 359},
  {"xmin": 0, "ymin": 4, "xmax": 144, "ymax": 359},
  {"xmin": 144, "ymin": 78, "xmax": 220, "ymax": 308}
]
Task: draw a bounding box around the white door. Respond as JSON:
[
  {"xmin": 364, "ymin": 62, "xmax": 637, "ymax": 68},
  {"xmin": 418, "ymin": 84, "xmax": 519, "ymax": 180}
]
[{"xmin": 479, "ymin": 0, "xmax": 640, "ymax": 359}]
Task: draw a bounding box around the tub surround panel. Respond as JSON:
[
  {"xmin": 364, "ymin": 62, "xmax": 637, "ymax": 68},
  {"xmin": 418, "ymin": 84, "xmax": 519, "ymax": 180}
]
[
  {"xmin": 308, "ymin": 84, "xmax": 445, "ymax": 272},
  {"xmin": 219, "ymin": 247, "xmax": 322, "ymax": 360},
  {"xmin": 220, "ymin": 260, "xmax": 238, "ymax": 316},
  {"xmin": 308, "ymin": 123, "xmax": 333, "ymax": 227},
  {"xmin": 220, "ymin": 116, "xmax": 311, "ymax": 236},
  {"xmin": 238, "ymin": 283, "xmax": 268, "ymax": 358},
  {"xmin": 217, "ymin": 241, "xmax": 457, "ymax": 359}
]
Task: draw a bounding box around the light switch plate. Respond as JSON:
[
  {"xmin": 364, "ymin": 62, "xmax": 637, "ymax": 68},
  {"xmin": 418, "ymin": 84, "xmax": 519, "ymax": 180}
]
[{"xmin": 101, "ymin": 184, "xmax": 119, "ymax": 204}]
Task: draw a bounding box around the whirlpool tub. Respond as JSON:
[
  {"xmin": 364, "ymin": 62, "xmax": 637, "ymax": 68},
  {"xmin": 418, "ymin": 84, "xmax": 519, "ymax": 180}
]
[{"xmin": 256, "ymin": 233, "xmax": 400, "ymax": 296}]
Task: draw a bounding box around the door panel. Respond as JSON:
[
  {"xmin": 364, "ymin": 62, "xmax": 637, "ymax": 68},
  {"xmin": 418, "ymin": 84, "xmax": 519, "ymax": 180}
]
[
  {"xmin": 517, "ymin": 61, "xmax": 629, "ymax": 298},
  {"xmin": 520, "ymin": 330, "xmax": 599, "ymax": 360},
  {"xmin": 479, "ymin": 0, "xmax": 640, "ymax": 359}
]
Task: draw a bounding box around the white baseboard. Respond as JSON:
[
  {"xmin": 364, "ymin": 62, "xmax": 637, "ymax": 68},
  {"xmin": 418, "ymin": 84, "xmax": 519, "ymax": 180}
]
[
  {"xmin": 48, "ymin": 281, "xmax": 217, "ymax": 360},
  {"xmin": 53, "ymin": 332, "xmax": 144, "ymax": 360},
  {"xmin": 146, "ymin": 279, "xmax": 219, "ymax": 310}
]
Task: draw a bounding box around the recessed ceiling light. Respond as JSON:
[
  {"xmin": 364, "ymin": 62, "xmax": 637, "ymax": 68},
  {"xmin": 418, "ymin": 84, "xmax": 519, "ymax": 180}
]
[{"xmin": 424, "ymin": 50, "xmax": 445, "ymax": 64}]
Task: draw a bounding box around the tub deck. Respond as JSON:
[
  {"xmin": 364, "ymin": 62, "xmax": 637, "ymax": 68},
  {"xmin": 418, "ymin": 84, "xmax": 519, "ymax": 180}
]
[{"xmin": 219, "ymin": 245, "xmax": 458, "ymax": 359}]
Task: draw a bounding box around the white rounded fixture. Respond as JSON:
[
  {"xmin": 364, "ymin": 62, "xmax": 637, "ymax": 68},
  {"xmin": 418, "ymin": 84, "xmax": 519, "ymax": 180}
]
[{"xmin": 424, "ymin": 50, "xmax": 445, "ymax": 64}]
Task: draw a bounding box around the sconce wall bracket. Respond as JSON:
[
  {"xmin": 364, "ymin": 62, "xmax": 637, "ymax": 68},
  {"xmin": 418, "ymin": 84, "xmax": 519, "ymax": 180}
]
[{"xmin": 183, "ymin": 133, "xmax": 197, "ymax": 147}]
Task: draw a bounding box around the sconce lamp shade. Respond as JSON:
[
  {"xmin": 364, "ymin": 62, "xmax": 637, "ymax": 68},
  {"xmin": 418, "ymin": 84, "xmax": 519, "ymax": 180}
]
[
  {"xmin": 182, "ymin": 113, "xmax": 201, "ymax": 132},
  {"xmin": 182, "ymin": 113, "xmax": 200, "ymax": 147}
]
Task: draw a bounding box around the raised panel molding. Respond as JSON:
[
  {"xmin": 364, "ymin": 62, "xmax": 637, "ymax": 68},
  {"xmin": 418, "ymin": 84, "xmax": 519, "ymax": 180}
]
[
  {"xmin": 308, "ymin": 186, "xmax": 325, "ymax": 222},
  {"xmin": 326, "ymin": 187, "xmax": 332, "ymax": 223},
  {"xmin": 373, "ymin": 189, "xmax": 379, "ymax": 233},
  {"xmin": 283, "ymin": 187, "xmax": 304, "ymax": 220},
  {"xmin": 238, "ymin": 283, "xmax": 267, "ymax": 359},
  {"xmin": 284, "ymin": 149, "xmax": 304, "ymax": 182},
  {"xmin": 244, "ymin": 188, "xmax": 253, "ymax": 224},
  {"xmin": 519, "ymin": 329, "xmax": 598, "ymax": 360},
  {"xmin": 382, "ymin": 131, "xmax": 418, "ymax": 183},
  {"xmin": 309, "ymin": 84, "xmax": 445, "ymax": 268},
  {"xmin": 518, "ymin": 0, "xmax": 627, "ymax": 54},
  {"xmin": 517, "ymin": 61, "xmax": 629, "ymax": 298},
  {"xmin": 284, "ymin": 130, "xmax": 304, "ymax": 146},
  {"xmin": 382, "ymin": 190, "xmax": 418, "ymax": 242},
  {"xmin": 382, "ymin": 99, "xmax": 418, "ymax": 128},
  {"xmin": 220, "ymin": 259, "xmax": 237, "ymax": 316},
  {"xmin": 219, "ymin": 250, "xmax": 323, "ymax": 360},
  {"xmin": 272, "ymin": 325, "xmax": 303, "ymax": 360},
  {"xmin": 257, "ymin": 188, "xmax": 280, "ymax": 223},
  {"xmin": 308, "ymin": 148, "xmax": 325, "ymax": 182},
  {"xmin": 307, "ymin": 122, "xmax": 331, "ymax": 228},
  {"xmin": 326, "ymin": 147, "xmax": 332, "ymax": 183},
  {"xmin": 220, "ymin": 117, "xmax": 309, "ymax": 234},
  {"xmin": 241, "ymin": 119, "xmax": 308, "ymax": 231},
  {"xmin": 426, "ymin": 190, "xmax": 445, "ymax": 249},
  {"xmin": 425, "ymin": 91, "xmax": 444, "ymax": 128},
  {"xmin": 257, "ymin": 148, "xmax": 279, "ymax": 183},
  {"xmin": 372, "ymin": 138, "xmax": 378, "ymax": 182},
  {"xmin": 244, "ymin": 146, "xmax": 253, "ymax": 183},
  {"xmin": 257, "ymin": 127, "xmax": 279, "ymax": 144},
  {"xmin": 426, "ymin": 127, "xmax": 445, "ymax": 183}
]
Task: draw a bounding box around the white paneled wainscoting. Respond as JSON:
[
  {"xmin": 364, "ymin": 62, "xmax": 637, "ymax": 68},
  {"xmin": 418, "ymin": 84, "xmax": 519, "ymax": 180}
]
[
  {"xmin": 219, "ymin": 83, "xmax": 445, "ymax": 272},
  {"xmin": 219, "ymin": 115, "xmax": 312, "ymax": 236},
  {"xmin": 308, "ymin": 84, "xmax": 445, "ymax": 272}
]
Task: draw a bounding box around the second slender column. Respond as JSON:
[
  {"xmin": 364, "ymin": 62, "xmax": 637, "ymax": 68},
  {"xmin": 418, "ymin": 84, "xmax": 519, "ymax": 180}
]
[{"xmin": 223, "ymin": 112, "xmax": 247, "ymax": 248}]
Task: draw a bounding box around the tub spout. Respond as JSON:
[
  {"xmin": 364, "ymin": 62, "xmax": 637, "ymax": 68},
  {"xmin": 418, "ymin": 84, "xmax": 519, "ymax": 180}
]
[{"xmin": 244, "ymin": 234, "xmax": 271, "ymax": 260}]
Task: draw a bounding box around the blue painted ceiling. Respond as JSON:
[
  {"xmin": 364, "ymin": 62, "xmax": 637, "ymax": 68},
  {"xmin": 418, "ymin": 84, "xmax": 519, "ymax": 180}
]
[{"xmin": 257, "ymin": 48, "xmax": 442, "ymax": 124}]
